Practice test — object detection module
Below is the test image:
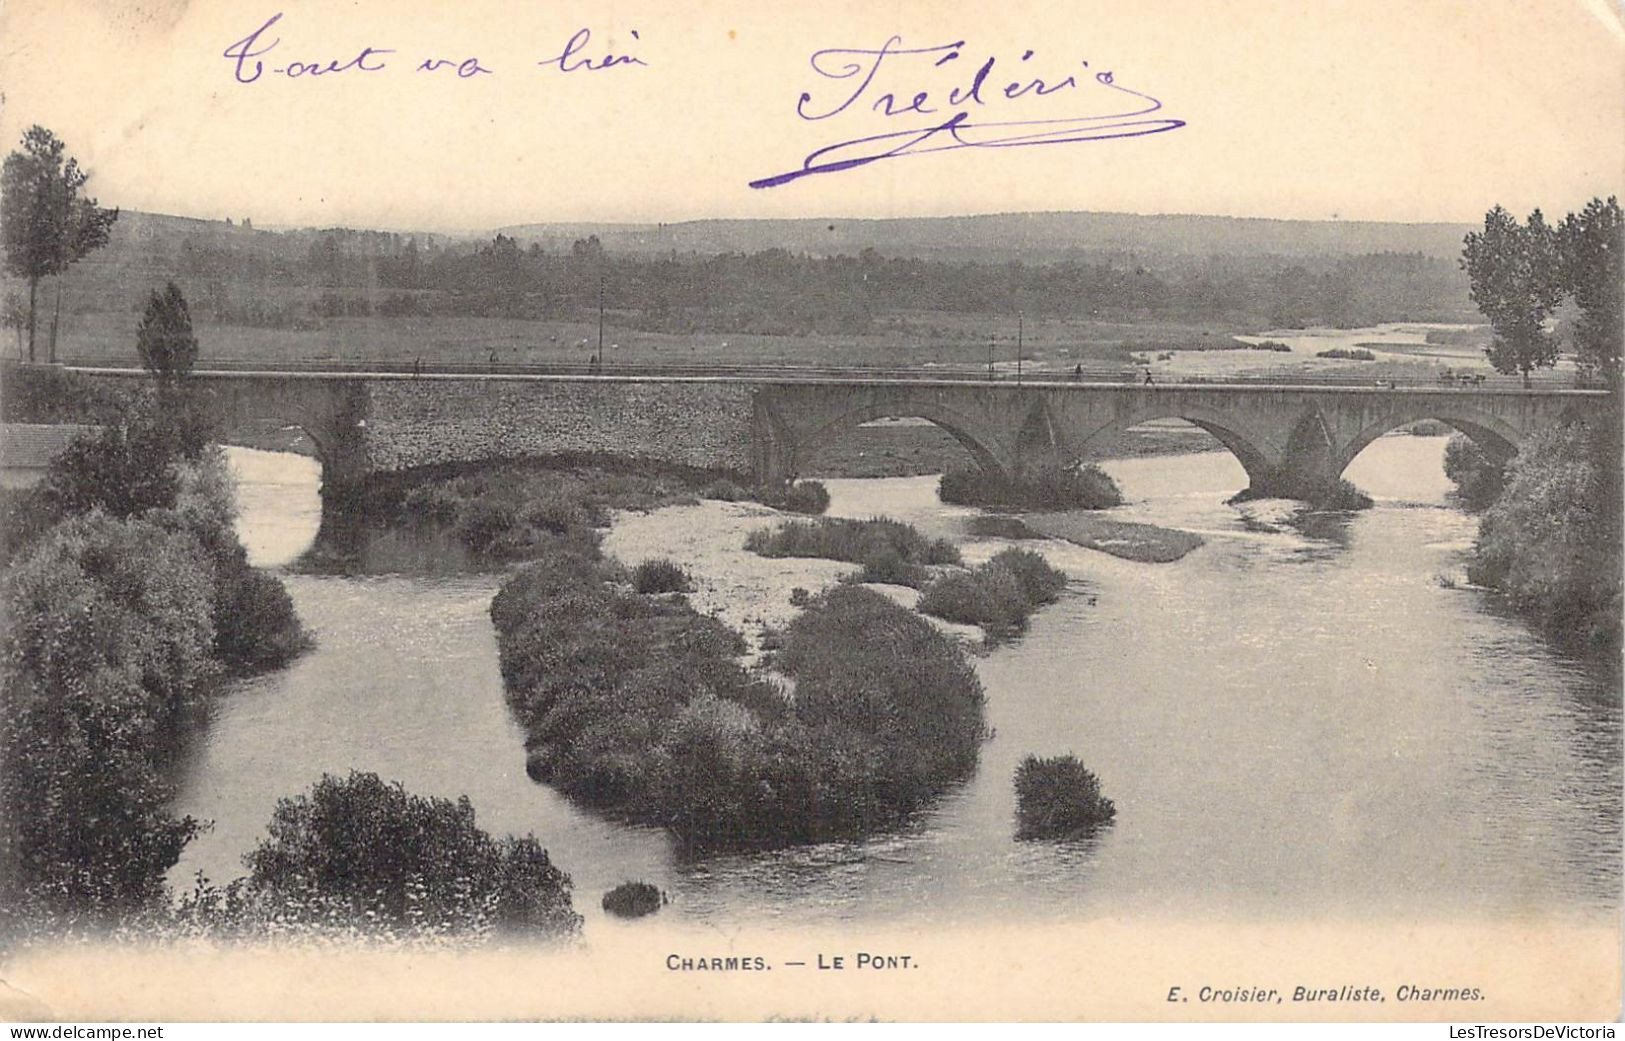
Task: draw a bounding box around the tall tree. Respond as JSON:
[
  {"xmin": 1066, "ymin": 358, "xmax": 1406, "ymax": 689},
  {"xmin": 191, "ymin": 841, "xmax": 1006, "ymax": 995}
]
[
  {"xmin": 1460, "ymin": 206, "xmax": 1565, "ymax": 385},
  {"xmin": 1557, "ymin": 196, "xmax": 1623, "ymax": 388},
  {"xmin": 0, "ymin": 126, "xmax": 118, "ymax": 362},
  {"xmin": 136, "ymin": 282, "xmax": 198, "ymax": 386}
]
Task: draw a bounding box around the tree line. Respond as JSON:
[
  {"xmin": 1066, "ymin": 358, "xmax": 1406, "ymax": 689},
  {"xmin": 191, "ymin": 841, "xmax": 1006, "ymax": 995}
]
[
  {"xmin": 154, "ymin": 232, "xmax": 1473, "ymax": 336},
  {"xmin": 1461, "ymin": 198, "xmax": 1622, "ymax": 384},
  {"xmin": 2, "ymin": 124, "xmax": 1475, "ymax": 351}
]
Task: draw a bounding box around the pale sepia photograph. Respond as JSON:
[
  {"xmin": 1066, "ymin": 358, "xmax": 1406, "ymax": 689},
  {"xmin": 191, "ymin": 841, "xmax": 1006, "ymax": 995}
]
[{"xmin": 0, "ymin": 0, "xmax": 1620, "ymax": 1025}]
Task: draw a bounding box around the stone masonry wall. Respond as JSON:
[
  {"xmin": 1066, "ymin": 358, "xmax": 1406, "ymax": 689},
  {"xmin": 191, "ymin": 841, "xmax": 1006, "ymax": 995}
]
[{"xmin": 362, "ymin": 377, "xmax": 757, "ymax": 475}]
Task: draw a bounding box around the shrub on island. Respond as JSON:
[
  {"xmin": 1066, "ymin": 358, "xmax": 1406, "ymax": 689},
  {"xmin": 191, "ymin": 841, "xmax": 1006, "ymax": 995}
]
[
  {"xmin": 1311, "ymin": 478, "xmax": 1374, "ymax": 511},
  {"xmin": 745, "ymin": 516, "xmax": 960, "ymax": 588},
  {"xmin": 602, "ymin": 881, "xmax": 664, "ymax": 919},
  {"xmin": 938, "ymin": 464, "xmax": 1123, "ymax": 511},
  {"xmin": 1014, "ymin": 754, "xmax": 1116, "ymax": 840},
  {"xmin": 917, "ymin": 548, "xmax": 1068, "ymax": 638},
  {"xmin": 491, "ymin": 565, "xmax": 986, "ymax": 850},
  {"xmin": 761, "ymin": 480, "xmax": 831, "ymax": 515},
  {"xmin": 631, "ymin": 558, "xmax": 693, "ymax": 594}
]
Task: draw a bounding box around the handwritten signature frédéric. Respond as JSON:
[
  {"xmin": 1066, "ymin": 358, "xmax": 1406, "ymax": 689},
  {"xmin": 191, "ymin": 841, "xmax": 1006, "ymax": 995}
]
[{"xmin": 750, "ymin": 36, "xmax": 1185, "ymax": 189}]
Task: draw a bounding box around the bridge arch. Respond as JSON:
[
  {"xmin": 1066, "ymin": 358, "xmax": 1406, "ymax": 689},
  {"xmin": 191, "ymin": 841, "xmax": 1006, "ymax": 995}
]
[
  {"xmin": 782, "ymin": 399, "xmax": 1017, "ymax": 478},
  {"xmin": 1332, "ymin": 404, "xmax": 1523, "ymax": 476},
  {"xmin": 1062, "ymin": 403, "xmax": 1280, "ymax": 487},
  {"xmin": 188, "ymin": 377, "xmax": 368, "ymax": 496}
]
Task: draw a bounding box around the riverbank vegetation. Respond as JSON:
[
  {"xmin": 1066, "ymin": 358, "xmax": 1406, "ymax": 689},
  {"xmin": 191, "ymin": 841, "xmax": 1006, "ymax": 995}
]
[
  {"xmin": 917, "ymin": 548, "xmax": 1068, "ymax": 639},
  {"xmin": 328, "ymin": 459, "xmax": 829, "ymax": 568},
  {"xmin": 1452, "ymin": 196, "xmax": 1621, "ymax": 655},
  {"xmin": 1014, "ymin": 755, "xmax": 1116, "ymax": 840},
  {"xmin": 175, "ymin": 772, "xmax": 581, "ymax": 941},
  {"xmin": 1465, "ymin": 420, "xmax": 1621, "ymax": 655},
  {"xmin": 490, "ymin": 550, "xmax": 987, "ymax": 849},
  {"xmin": 744, "ymin": 516, "xmax": 960, "ymax": 587},
  {"xmin": 1441, "ymin": 435, "xmax": 1506, "ymax": 511},
  {"xmin": 0, "ymin": 391, "xmax": 313, "ymax": 938},
  {"xmin": 938, "ymin": 464, "xmax": 1123, "ymax": 511}
]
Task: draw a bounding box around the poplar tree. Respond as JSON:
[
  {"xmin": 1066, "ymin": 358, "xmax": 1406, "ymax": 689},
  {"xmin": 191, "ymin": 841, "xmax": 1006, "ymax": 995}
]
[{"xmin": 0, "ymin": 126, "xmax": 119, "ymax": 362}]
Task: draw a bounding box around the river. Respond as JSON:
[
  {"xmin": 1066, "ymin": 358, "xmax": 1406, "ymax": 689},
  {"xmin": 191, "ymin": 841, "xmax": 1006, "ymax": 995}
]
[{"xmin": 169, "ymin": 438, "xmax": 1621, "ymax": 932}]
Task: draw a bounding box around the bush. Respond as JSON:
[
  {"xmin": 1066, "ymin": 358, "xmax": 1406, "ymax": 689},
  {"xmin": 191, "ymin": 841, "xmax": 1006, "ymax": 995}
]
[
  {"xmin": 454, "ymin": 499, "xmax": 521, "ymax": 553},
  {"xmin": 1311, "ymin": 478, "xmax": 1373, "ymax": 511},
  {"xmin": 1468, "ymin": 420, "xmax": 1621, "ymax": 654},
  {"xmin": 917, "ymin": 548, "xmax": 1067, "ymax": 638},
  {"xmin": 938, "ymin": 464, "xmax": 1122, "ymax": 511},
  {"xmin": 0, "ymin": 407, "xmax": 310, "ymax": 930},
  {"xmin": 204, "ymin": 530, "xmax": 313, "ymax": 672},
  {"xmin": 699, "ymin": 479, "xmax": 748, "ymax": 502},
  {"xmin": 1, "ymin": 512, "xmax": 220, "ymax": 916},
  {"xmin": 763, "ymin": 480, "xmax": 830, "ymax": 515},
  {"xmin": 1315, "ymin": 347, "xmax": 1376, "ymax": 361},
  {"xmin": 602, "ymin": 881, "xmax": 663, "ymax": 918},
  {"xmin": 918, "ymin": 567, "xmax": 1030, "ymax": 635},
  {"xmin": 238, "ymin": 771, "xmax": 581, "ymax": 938},
  {"xmin": 745, "ymin": 517, "xmax": 959, "ymax": 588},
  {"xmin": 401, "ymin": 483, "xmax": 463, "ymax": 522},
  {"xmin": 172, "ymin": 449, "xmax": 311, "ymax": 673},
  {"xmin": 1442, "ymin": 433, "xmax": 1506, "ymax": 510},
  {"xmin": 1014, "ymin": 754, "xmax": 1116, "ymax": 839},
  {"xmin": 38, "ymin": 417, "xmax": 181, "ymax": 521},
  {"xmin": 491, "ymin": 566, "xmax": 987, "ymax": 850},
  {"xmin": 631, "ymin": 558, "xmax": 692, "ymax": 594},
  {"xmin": 363, "ymin": 460, "xmax": 713, "ymax": 564}
]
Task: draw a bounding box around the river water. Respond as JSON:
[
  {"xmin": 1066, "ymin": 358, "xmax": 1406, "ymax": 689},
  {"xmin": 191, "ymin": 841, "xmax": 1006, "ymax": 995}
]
[{"xmin": 170, "ymin": 440, "xmax": 1620, "ymax": 931}]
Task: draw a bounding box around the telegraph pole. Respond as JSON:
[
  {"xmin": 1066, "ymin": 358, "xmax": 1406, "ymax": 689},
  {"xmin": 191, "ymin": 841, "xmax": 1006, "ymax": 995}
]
[
  {"xmin": 1016, "ymin": 314, "xmax": 1024, "ymax": 383},
  {"xmin": 597, "ymin": 272, "xmax": 605, "ymax": 365}
]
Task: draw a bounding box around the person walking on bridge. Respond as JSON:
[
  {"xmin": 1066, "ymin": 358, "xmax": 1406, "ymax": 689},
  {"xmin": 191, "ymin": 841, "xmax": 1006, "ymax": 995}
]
[{"xmin": 1143, "ymin": 369, "xmax": 1155, "ymax": 385}]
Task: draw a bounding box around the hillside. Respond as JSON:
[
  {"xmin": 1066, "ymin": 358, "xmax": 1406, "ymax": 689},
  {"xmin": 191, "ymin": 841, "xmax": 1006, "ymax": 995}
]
[{"xmin": 497, "ymin": 211, "xmax": 1476, "ymax": 262}]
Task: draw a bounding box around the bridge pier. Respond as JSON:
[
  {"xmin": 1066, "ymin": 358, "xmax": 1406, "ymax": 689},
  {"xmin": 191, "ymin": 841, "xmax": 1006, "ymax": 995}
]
[{"xmin": 1241, "ymin": 409, "xmax": 1346, "ymax": 500}]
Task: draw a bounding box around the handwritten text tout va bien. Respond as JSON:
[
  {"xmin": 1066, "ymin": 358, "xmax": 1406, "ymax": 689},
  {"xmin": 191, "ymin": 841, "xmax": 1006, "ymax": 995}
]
[{"xmin": 222, "ymin": 13, "xmax": 646, "ymax": 84}]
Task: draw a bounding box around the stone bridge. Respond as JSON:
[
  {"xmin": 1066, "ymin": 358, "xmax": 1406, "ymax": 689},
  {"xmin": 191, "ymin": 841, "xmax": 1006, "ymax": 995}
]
[{"xmin": 52, "ymin": 367, "xmax": 1611, "ymax": 501}]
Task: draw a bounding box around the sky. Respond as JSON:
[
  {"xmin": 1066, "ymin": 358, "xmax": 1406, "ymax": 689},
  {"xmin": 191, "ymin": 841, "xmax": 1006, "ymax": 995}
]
[{"xmin": 0, "ymin": 0, "xmax": 1621, "ymax": 232}]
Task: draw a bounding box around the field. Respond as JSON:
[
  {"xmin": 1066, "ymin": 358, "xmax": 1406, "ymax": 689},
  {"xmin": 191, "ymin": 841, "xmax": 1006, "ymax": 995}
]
[{"xmin": 45, "ymin": 308, "xmax": 1238, "ymax": 374}]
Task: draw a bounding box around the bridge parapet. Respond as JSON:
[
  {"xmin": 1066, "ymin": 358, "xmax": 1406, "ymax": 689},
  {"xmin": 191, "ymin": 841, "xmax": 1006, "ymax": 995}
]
[{"xmin": 33, "ymin": 365, "xmax": 1613, "ymax": 502}]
